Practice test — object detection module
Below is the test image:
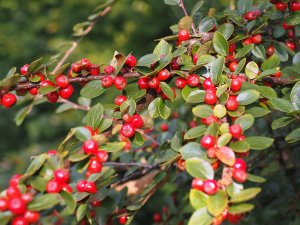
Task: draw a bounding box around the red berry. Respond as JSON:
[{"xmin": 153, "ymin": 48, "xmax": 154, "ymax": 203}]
[
  {"xmin": 203, "ymin": 180, "xmax": 218, "ymax": 195},
  {"xmin": 229, "ymin": 124, "xmax": 243, "ymax": 139},
  {"xmin": 46, "ymin": 92, "xmax": 59, "ymax": 103},
  {"xmin": 187, "ymin": 74, "xmax": 200, "ymax": 87},
  {"xmin": 125, "ymin": 55, "xmax": 137, "ymax": 67},
  {"xmin": 227, "ymin": 213, "xmax": 243, "ymax": 224},
  {"xmin": 48, "ymin": 150, "xmax": 57, "ymax": 156},
  {"xmin": 91, "ymin": 200, "xmax": 102, "ymax": 207},
  {"xmin": 1, "ymin": 93, "xmax": 17, "ymax": 108},
  {"xmin": 29, "ymin": 87, "xmax": 38, "ymax": 95},
  {"xmin": 80, "ymin": 58, "xmax": 91, "ymax": 69},
  {"xmin": 276, "ymin": 2, "xmax": 288, "ymax": 11},
  {"xmin": 204, "ymin": 91, "xmax": 218, "ymax": 105},
  {"xmin": 83, "ymin": 139, "xmax": 98, "ymax": 154},
  {"xmin": 153, "ymin": 213, "xmax": 162, "ymax": 223},
  {"xmin": 104, "ymin": 65, "xmax": 115, "ymax": 74},
  {"xmin": 161, "ymin": 123, "xmax": 168, "ymax": 132},
  {"xmin": 201, "ymin": 115, "xmax": 219, "ymax": 125},
  {"xmin": 21, "ymin": 193, "xmax": 33, "ymax": 204},
  {"xmin": 90, "ymin": 64, "xmax": 100, "ymax": 75},
  {"xmin": 170, "ymin": 58, "xmax": 180, "ymax": 70},
  {"xmin": 178, "ymin": 30, "xmax": 190, "ymax": 42},
  {"xmin": 291, "ymin": 1, "xmax": 300, "ymax": 11},
  {"xmin": 148, "ymin": 77, "xmax": 160, "ymax": 89},
  {"xmin": 9, "ymin": 174, "xmax": 22, "ymax": 187},
  {"xmin": 46, "ymin": 179, "xmax": 61, "ymax": 193},
  {"xmin": 131, "ymin": 114, "xmax": 144, "ymax": 128},
  {"xmin": 12, "ymin": 216, "xmax": 28, "ymax": 225},
  {"xmin": 114, "ymin": 76, "xmax": 127, "ymax": 90},
  {"xmin": 175, "ymin": 77, "xmax": 187, "ymax": 89},
  {"xmin": 193, "ymin": 54, "xmax": 199, "ymax": 64},
  {"xmin": 231, "ymin": 78, "xmax": 242, "ymax": 92},
  {"xmin": 232, "ymin": 169, "xmax": 248, "ymax": 183},
  {"xmin": 71, "ymin": 62, "xmax": 82, "ymax": 73},
  {"xmin": 88, "ymin": 158, "xmax": 103, "ymax": 173},
  {"xmin": 191, "ymin": 178, "xmax": 204, "ymax": 191},
  {"xmin": 229, "ymin": 61, "xmax": 238, "ymax": 72},
  {"xmin": 6, "ymin": 186, "xmax": 21, "ymax": 199},
  {"xmin": 9, "ymin": 198, "xmax": 26, "ymax": 215},
  {"xmin": 203, "ymin": 77, "xmax": 215, "ymax": 90},
  {"xmin": 243, "ymin": 38, "xmax": 253, "ymax": 45},
  {"xmin": 233, "ymin": 158, "xmax": 247, "ymax": 171},
  {"xmin": 40, "ymin": 80, "xmax": 54, "ymax": 88},
  {"xmin": 138, "ymin": 77, "xmax": 149, "ymax": 89},
  {"xmin": 85, "ymin": 181, "xmax": 97, "ymax": 193},
  {"xmin": 266, "ymin": 45, "xmax": 275, "ymax": 56},
  {"xmin": 201, "ymin": 135, "xmax": 215, "ymax": 149},
  {"xmin": 76, "ymin": 180, "xmax": 87, "ymax": 192},
  {"xmin": 24, "ymin": 211, "xmax": 40, "ymax": 223},
  {"xmin": 61, "ymin": 184, "xmax": 73, "ymax": 193},
  {"xmin": 114, "ymin": 95, "xmax": 127, "ymax": 106},
  {"xmin": 285, "ymin": 41, "xmax": 296, "ymax": 51},
  {"xmin": 54, "ymin": 169, "xmax": 70, "ymax": 183},
  {"xmin": 120, "ymin": 124, "xmax": 135, "ymax": 138},
  {"xmin": 273, "ymin": 71, "xmax": 282, "ymax": 77},
  {"xmin": 55, "ymin": 75, "xmax": 69, "ymax": 88},
  {"xmin": 0, "ymin": 198, "xmax": 8, "ymax": 211},
  {"xmin": 207, "ymin": 146, "xmax": 217, "ymax": 158},
  {"xmin": 244, "ymin": 11, "xmax": 258, "ymax": 21},
  {"xmin": 97, "ymin": 150, "xmax": 109, "ymax": 162},
  {"xmin": 229, "ymin": 43, "xmax": 236, "ymax": 53},
  {"xmin": 287, "ymin": 29, "xmax": 295, "ymax": 38},
  {"xmin": 251, "ymin": 34, "xmax": 262, "ymax": 44},
  {"xmin": 226, "ymin": 96, "xmax": 239, "ymax": 111},
  {"xmin": 58, "ymin": 84, "xmax": 74, "ymax": 99},
  {"xmin": 283, "ymin": 21, "xmax": 294, "ymax": 30},
  {"xmin": 157, "ymin": 69, "xmax": 170, "ymax": 81},
  {"xmin": 20, "ymin": 64, "xmax": 29, "ymax": 75}
]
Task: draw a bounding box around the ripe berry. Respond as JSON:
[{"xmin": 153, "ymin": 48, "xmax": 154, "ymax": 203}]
[
  {"xmin": 273, "ymin": 71, "xmax": 282, "ymax": 77},
  {"xmin": 90, "ymin": 64, "xmax": 100, "ymax": 75},
  {"xmin": 0, "ymin": 198, "xmax": 8, "ymax": 211},
  {"xmin": 191, "ymin": 178, "xmax": 204, "ymax": 191},
  {"xmin": 46, "ymin": 179, "xmax": 62, "ymax": 193},
  {"xmin": 175, "ymin": 77, "xmax": 187, "ymax": 89},
  {"xmin": 170, "ymin": 58, "xmax": 180, "ymax": 70},
  {"xmin": 201, "ymin": 135, "xmax": 215, "ymax": 149},
  {"xmin": 153, "ymin": 213, "xmax": 162, "ymax": 223},
  {"xmin": 58, "ymin": 84, "xmax": 74, "ymax": 99},
  {"xmin": 24, "ymin": 211, "xmax": 40, "ymax": 223},
  {"xmin": 283, "ymin": 21, "xmax": 294, "ymax": 30},
  {"xmin": 114, "ymin": 76, "xmax": 127, "ymax": 90},
  {"xmin": 55, "ymin": 75, "xmax": 69, "ymax": 88},
  {"xmin": 20, "ymin": 64, "xmax": 29, "ymax": 75},
  {"xmin": 244, "ymin": 11, "xmax": 258, "ymax": 21},
  {"xmin": 131, "ymin": 114, "xmax": 144, "ymax": 128},
  {"xmin": 226, "ymin": 96, "xmax": 239, "ymax": 111},
  {"xmin": 9, "ymin": 174, "xmax": 22, "ymax": 187},
  {"xmin": 120, "ymin": 124, "xmax": 135, "ymax": 138},
  {"xmin": 12, "ymin": 216, "xmax": 28, "ymax": 225},
  {"xmin": 229, "ymin": 43, "xmax": 236, "ymax": 53},
  {"xmin": 207, "ymin": 147, "xmax": 217, "ymax": 158},
  {"xmin": 227, "ymin": 213, "xmax": 243, "ymax": 224},
  {"xmin": 276, "ymin": 2, "xmax": 288, "ymax": 11},
  {"xmin": 243, "ymin": 38, "xmax": 253, "ymax": 45},
  {"xmin": 287, "ymin": 30, "xmax": 295, "ymax": 38},
  {"xmin": 48, "ymin": 150, "xmax": 57, "ymax": 156},
  {"xmin": 161, "ymin": 123, "xmax": 168, "ymax": 132},
  {"xmin": 104, "ymin": 65, "xmax": 115, "ymax": 74},
  {"xmin": 83, "ymin": 139, "xmax": 98, "ymax": 154},
  {"xmin": 187, "ymin": 74, "xmax": 200, "ymax": 87},
  {"xmin": 76, "ymin": 180, "xmax": 87, "ymax": 192},
  {"xmin": 91, "ymin": 200, "xmax": 102, "ymax": 207},
  {"xmin": 157, "ymin": 69, "xmax": 170, "ymax": 81},
  {"xmin": 71, "ymin": 62, "xmax": 82, "ymax": 73},
  {"xmin": 229, "ymin": 124, "xmax": 243, "ymax": 139},
  {"xmin": 231, "ymin": 78, "xmax": 242, "ymax": 92},
  {"xmin": 46, "ymin": 92, "xmax": 59, "ymax": 103},
  {"xmin": 138, "ymin": 77, "xmax": 149, "ymax": 89},
  {"xmin": 204, "ymin": 91, "xmax": 218, "ymax": 105},
  {"xmin": 54, "ymin": 169, "xmax": 70, "ymax": 183},
  {"xmin": 201, "ymin": 115, "xmax": 219, "ymax": 125},
  {"xmin": 21, "ymin": 194, "xmax": 33, "ymax": 204},
  {"xmin": 88, "ymin": 158, "xmax": 103, "ymax": 173},
  {"xmin": 285, "ymin": 41, "xmax": 296, "ymax": 51},
  {"xmin": 1, "ymin": 93, "xmax": 17, "ymax": 108},
  {"xmin": 80, "ymin": 58, "xmax": 91, "ymax": 69},
  {"xmin": 233, "ymin": 158, "xmax": 247, "ymax": 171},
  {"xmin": 85, "ymin": 181, "xmax": 97, "ymax": 193},
  {"xmin": 266, "ymin": 45, "xmax": 275, "ymax": 56},
  {"xmin": 100, "ymin": 76, "xmax": 113, "ymax": 88},
  {"xmin": 148, "ymin": 77, "xmax": 160, "ymax": 89},
  {"xmin": 119, "ymin": 215, "xmax": 128, "ymax": 224},
  {"xmin": 291, "ymin": 1, "xmax": 300, "ymax": 11},
  {"xmin": 251, "ymin": 34, "xmax": 262, "ymax": 44},
  {"xmin": 177, "ymin": 158, "xmax": 186, "ymax": 171},
  {"xmin": 125, "ymin": 55, "xmax": 137, "ymax": 67},
  {"xmin": 203, "ymin": 180, "xmax": 218, "ymax": 195},
  {"xmin": 178, "ymin": 30, "xmax": 190, "ymax": 42},
  {"xmin": 9, "ymin": 198, "xmax": 27, "ymax": 215},
  {"xmin": 29, "ymin": 87, "xmax": 38, "ymax": 95},
  {"xmin": 6, "ymin": 186, "xmax": 21, "ymax": 199},
  {"xmin": 97, "ymin": 150, "xmax": 109, "ymax": 162},
  {"xmin": 114, "ymin": 95, "xmax": 127, "ymax": 106},
  {"xmin": 203, "ymin": 77, "xmax": 215, "ymax": 90},
  {"xmin": 229, "ymin": 61, "xmax": 238, "ymax": 72},
  {"xmin": 233, "ymin": 169, "xmax": 248, "ymax": 183}
]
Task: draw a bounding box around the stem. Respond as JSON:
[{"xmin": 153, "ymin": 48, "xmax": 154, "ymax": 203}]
[
  {"xmin": 179, "ymin": 0, "xmax": 197, "ymax": 34},
  {"xmin": 57, "ymin": 99, "xmax": 90, "ymax": 111}
]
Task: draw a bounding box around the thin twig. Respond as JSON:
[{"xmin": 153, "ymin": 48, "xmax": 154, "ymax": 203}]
[
  {"xmin": 104, "ymin": 162, "xmax": 153, "ymax": 169},
  {"xmin": 179, "ymin": 0, "xmax": 197, "ymax": 34},
  {"xmin": 57, "ymin": 99, "xmax": 90, "ymax": 111}
]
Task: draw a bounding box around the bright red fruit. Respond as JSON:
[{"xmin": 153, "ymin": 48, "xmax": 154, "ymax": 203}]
[
  {"xmin": 283, "ymin": 21, "xmax": 294, "ymax": 30},
  {"xmin": 157, "ymin": 69, "xmax": 170, "ymax": 81},
  {"xmin": 161, "ymin": 123, "xmax": 169, "ymax": 131},
  {"xmin": 170, "ymin": 58, "xmax": 180, "ymax": 70},
  {"xmin": 187, "ymin": 74, "xmax": 200, "ymax": 87},
  {"xmin": 102, "ymin": 76, "xmax": 114, "ymax": 88},
  {"xmin": 229, "ymin": 124, "xmax": 243, "ymax": 139},
  {"xmin": 29, "ymin": 87, "xmax": 38, "ymax": 95},
  {"xmin": 201, "ymin": 115, "xmax": 219, "ymax": 125},
  {"xmin": 273, "ymin": 71, "xmax": 282, "ymax": 77},
  {"xmin": 114, "ymin": 76, "xmax": 127, "ymax": 90},
  {"xmin": 204, "ymin": 91, "xmax": 218, "ymax": 105},
  {"xmin": 229, "ymin": 43, "xmax": 236, "ymax": 53},
  {"xmin": 85, "ymin": 181, "xmax": 97, "ymax": 193},
  {"xmin": 233, "ymin": 158, "xmax": 247, "ymax": 171},
  {"xmin": 227, "ymin": 213, "xmax": 243, "ymax": 224},
  {"xmin": 90, "ymin": 64, "xmax": 100, "ymax": 75},
  {"xmin": 275, "ymin": 2, "xmax": 288, "ymax": 11},
  {"xmin": 9, "ymin": 198, "xmax": 27, "ymax": 215},
  {"xmin": 178, "ymin": 30, "xmax": 190, "ymax": 41},
  {"xmin": 55, "ymin": 75, "xmax": 69, "ymax": 88},
  {"xmin": 12, "ymin": 216, "xmax": 28, "ymax": 225},
  {"xmin": 120, "ymin": 124, "xmax": 135, "ymax": 138},
  {"xmin": 54, "ymin": 169, "xmax": 70, "ymax": 183},
  {"xmin": 59, "ymin": 84, "xmax": 74, "ymax": 99},
  {"xmin": 201, "ymin": 135, "xmax": 215, "ymax": 149},
  {"xmin": 88, "ymin": 158, "xmax": 103, "ymax": 173},
  {"xmin": 251, "ymin": 34, "xmax": 262, "ymax": 44},
  {"xmin": 20, "ymin": 64, "xmax": 29, "ymax": 75},
  {"xmin": 291, "ymin": 1, "xmax": 300, "ymax": 11},
  {"xmin": 0, "ymin": 198, "xmax": 8, "ymax": 211},
  {"xmin": 232, "ymin": 169, "xmax": 248, "ymax": 183},
  {"xmin": 266, "ymin": 45, "xmax": 275, "ymax": 56},
  {"xmin": 21, "ymin": 193, "xmax": 33, "ymax": 204},
  {"xmin": 153, "ymin": 213, "xmax": 162, "ymax": 223},
  {"xmin": 40, "ymin": 79, "xmax": 55, "ymax": 87},
  {"xmin": 125, "ymin": 55, "xmax": 137, "ymax": 67},
  {"xmin": 285, "ymin": 41, "xmax": 296, "ymax": 51},
  {"xmin": 131, "ymin": 114, "xmax": 144, "ymax": 128},
  {"xmin": 203, "ymin": 180, "xmax": 218, "ymax": 195},
  {"xmin": 24, "ymin": 211, "xmax": 40, "ymax": 223},
  {"xmin": 231, "ymin": 78, "xmax": 242, "ymax": 92},
  {"xmin": 175, "ymin": 77, "xmax": 187, "ymax": 89},
  {"xmin": 97, "ymin": 150, "xmax": 108, "ymax": 162},
  {"xmin": 104, "ymin": 65, "xmax": 115, "ymax": 74},
  {"xmin": 203, "ymin": 77, "xmax": 215, "ymax": 90},
  {"xmin": 114, "ymin": 95, "xmax": 127, "ymax": 106},
  {"xmin": 138, "ymin": 77, "xmax": 149, "ymax": 89},
  {"xmin": 46, "ymin": 179, "xmax": 61, "ymax": 193},
  {"xmin": 1, "ymin": 93, "xmax": 17, "ymax": 108},
  {"xmin": 82, "ymin": 139, "xmax": 98, "ymax": 154},
  {"xmin": 76, "ymin": 180, "xmax": 87, "ymax": 192},
  {"xmin": 191, "ymin": 178, "xmax": 204, "ymax": 191},
  {"xmin": 243, "ymin": 38, "xmax": 253, "ymax": 45},
  {"xmin": 9, "ymin": 174, "xmax": 22, "ymax": 187},
  {"xmin": 91, "ymin": 200, "xmax": 102, "ymax": 207},
  {"xmin": 46, "ymin": 92, "xmax": 59, "ymax": 103},
  {"xmin": 244, "ymin": 11, "xmax": 258, "ymax": 21},
  {"xmin": 6, "ymin": 186, "xmax": 21, "ymax": 199},
  {"xmin": 148, "ymin": 77, "xmax": 160, "ymax": 89},
  {"xmin": 229, "ymin": 61, "xmax": 238, "ymax": 72},
  {"xmin": 226, "ymin": 96, "xmax": 239, "ymax": 111},
  {"xmin": 80, "ymin": 58, "xmax": 91, "ymax": 69}
]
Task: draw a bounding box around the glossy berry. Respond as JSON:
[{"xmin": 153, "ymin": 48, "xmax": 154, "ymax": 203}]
[
  {"xmin": 59, "ymin": 84, "xmax": 74, "ymax": 99},
  {"xmin": 201, "ymin": 135, "xmax": 215, "ymax": 149},
  {"xmin": 283, "ymin": 21, "xmax": 294, "ymax": 30},
  {"xmin": 88, "ymin": 158, "xmax": 103, "ymax": 173},
  {"xmin": 178, "ymin": 30, "xmax": 190, "ymax": 42},
  {"xmin": 119, "ymin": 215, "xmax": 128, "ymax": 224},
  {"xmin": 125, "ymin": 55, "xmax": 137, "ymax": 67},
  {"xmin": 76, "ymin": 180, "xmax": 88, "ymax": 192},
  {"xmin": 243, "ymin": 38, "xmax": 253, "ymax": 45},
  {"xmin": 161, "ymin": 123, "xmax": 168, "ymax": 132},
  {"xmin": 6, "ymin": 186, "xmax": 21, "ymax": 199},
  {"xmin": 285, "ymin": 41, "xmax": 296, "ymax": 51},
  {"xmin": 20, "ymin": 64, "xmax": 29, "ymax": 75},
  {"xmin": 138, "ymin": 77, "xmax": 149, "ymax": 89},
  {"xmin": 46, "ymin": 92, "xmax": 59, "ymax": 103},
  {"xmin": 29, "ymin": 87, "xmax": 38, "ymax": 95},
  {"xmin": 191, "ymin": 178, "xmax": 204, "ymax": 191},
  {"xmin": 102, "ymin": 76, "xmax": 114, "ymax": 88},
  {"xmin": 201, "ymin": 115, "xmax": 219, "ymax": 125},
  {"xmin": 275, "ymin": 2, "xmax": 288, "ymax": 11},
  {"xmin": 90, "ymin": 64, "xmax": 100, "ymax": 75},
  {"xmin": 21, "ymin": 194, "xmax": 33, "ymax": 204},
  {"xmin": 204, "ymin": 91, "xmax": 218, "ymax": 105},
  {"xmin": 175, "ymin": 77, "xmax": 187, "ymax": 89},
  {"xmin": 233, "ymin": 169, "xmax": 248, "ymax": 183},
  {"xmin": 114, "ymin": 76, "xmax": 127, "ymax": 90},
  {"xmin": 24, "ymin": 211, "xmax": 40, "ymax": 223},
  {"xmin": 80, "ymin": 58, "xmax": 91, "ymax": 69},
  {"xmin": 0, "ymin": 198, "xmax": 8, "ymax": 211},
  {"xmin": 244, "ymin": 11, "xmax": 258, "ymax": 21},
  {"xmin": 85, "ymin": 181, "xmax": 97, "ymax": 193},
  {"xmin": 229, "ymin": 124, "xmax": 243, "ymax": 139},
  {"xmin": 54, "ymin": 169, "xmax": 70, "ymax": 183},
  {"xmin": 273, "ymin": 71, "xmax": 282, "ymax": 77},
  {"xmin": 46, "ymin": 179, "xmax": 61, "ymax": 193},
  {"xmin": 62, "ymin": 184, "xmax": 73, "ymax": 193},
  {"xmin": 226, "ymin": 96, "xmax": 239, "ymax": 111},
  {"xmin": 12, "ymin": 217, "xmax": 28, "ymax": 225},
  {"xmin": 251, "ymin": 34, "xmax": 262, "ymax": 44},
  {"xmin": 9, "ymin": 198, "xmax": 27, "ymax": 215},
  {"xmin": 91, "ymin": 200, "xmax": 102, "ymax": 207},
  {"xmin": 202, "ymin": 77, "xmax": 215, "ymax": 90},
  {"xmin": 104, "ymin": 65, "xmax": 115, "ymax": 74},
  {"xmin": 148, "ymin": 77, "xmax": 160, "ymax": 89},
  {"xmin": 227, "ymin": 213, "xmax": 243, "ymax": 224},
  {"xmin": 229, "ymin": 61, "xmax": 238, "ymax": 72},
  {"xmin": 291, "ymin": 1, "xmax": 300, "ymax": 11},
  {"xmin": 131, "ymin": 114, "xmax": 144, "ymax": 128},
  {"xmin": 266, "ymin": 45, "xmax": 275, "ymax": 56},
  {"xmin": 71, "ymin": 62, "xmax": 82, "ymax": 73},
  {"xmin": 114, "ymin": 95, "xmax": 127, "ymax": 106},
  {"xmin": 231, "ymin": 78, "xmax": 242, "ymax": 92},
  {"xmin": 233, "ymin": 158, "xmax": 247, "ymax": 171},
  {"xmin": 55, "ymin": 75, "xmax": 69, "ymax": 88},
  {"xmin": 153, "ymin": 213, "xmax": 162, "ymax": 223},
  {"xmin": 9, "ymin": 174, "xmax": 22, "ymax": 187},
  {"xmin": 170, "ymin": 58, "xmax": 180, "ymax": 70},
  {"xmin": 157, "ymin": 69, "xmax": 170, "ymax": 81},
  {"xmin": 229, "ymin": 43, "xmax": 236, "ymax": 53},
  {"xmin": 120, "ymin": 124, "xmax": 135, "ymax": 138},
  {"xmin": 82, "ymin": 139, "xmax": 98, "ymax": 154},
  {"xmin": 1, "ymin": 93, "xmax": 17, "ymax": 108},
  {"xmin": 187, "ymin": 74, "xmax": 200, "ymax": 87},
  {"xmin": 203, "ymin": 180, "xmax": 218, "ymax": 195}
]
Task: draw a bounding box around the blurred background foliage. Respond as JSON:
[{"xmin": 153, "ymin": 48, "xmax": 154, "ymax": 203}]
[{"xmin": 0, "ymin": 0, "xmax": 299, "ymax": 224}]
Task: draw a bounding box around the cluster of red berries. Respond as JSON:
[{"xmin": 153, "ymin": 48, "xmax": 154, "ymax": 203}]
[
  {"xmin": 270, "ymin": 0, "xmax": 300, "ymax": 12},
  {"xmin": 231, "ymin": 158, "xmax": 248, "ymax": 183},
  {"xmin": 177, "ymin": 29, "xmax": 190, "ymax": 45},
  {"xmin": 46, "ymin": 168, "xmax": 72, "ymax": 193},
  {"xmin": 0, "ymin": 174, "xmax": 40, "ymax": 225},
  {"xmin": 120, "ymin": 114, "xmax": 144, "ymax": 138},
  {"xmin": 191, "ymin": 178, "xmax": 219, "ymax": 195}
]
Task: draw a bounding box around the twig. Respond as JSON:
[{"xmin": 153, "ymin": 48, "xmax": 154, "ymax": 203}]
[
  {"xmin": 104, "ymin": 162, "xmax": 154, "ymax": 169},
  {"xmin": 57, "ymin": 99, "xmax": 90, "ymax": 111},
  {"xmin": 179, "ymin": 0, "xmax": 197, "ymax": 34}
]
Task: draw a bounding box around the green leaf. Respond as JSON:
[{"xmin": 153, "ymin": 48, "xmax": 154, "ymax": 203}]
[
  {"xmin": 286, "ymin": 128, "xmax": 300, "ymax": 143},
  {"xmin": 172, "ymin": 46, "xmax": 187, "ymax": 58},
  {"xmin": 213, "ymin": 31, "xmax": 228, "ymax": 56},
  {"xmin": 0, "ymin": 74, "xmax": 21, "ymax": 90},
  {"xmin": 69, "ymin": 153, "xmax": 89, "ymax": 162},
  {"xmin": 274, "ymin": 42, "xmax": 288, "ymax": 62},
  {"xmin": 188, "ymin": 207, "xmax": 214, "ymax": 225},
  {"xmin": 180, "ymin": 142, "xmax": 206, "ymax": 160},
  {"xmin": 120, "ymin": 99, "xmax": 136, "ymax": 115},
  {"xmin": 237, "ymin": 0, "xmax": 253, "ymax": 13},
  {"xmin": 178, "ymin": 16, "xmax": 193, "ymax": 30},
  {"xmin": 136, "ymin": 54, "xmax": 160, "ymax": 67},
  {"xmin": 27, "ymin": 57, "xmax": 43, "ymax": 73},
  {"xmin": 255, "ymin": 68, "xmax": 278, "ymax": 80},
  {"xmin": 234, "ymin": 114, "xmax": 255, "ymax": 131},
  {"xmin": 160, "ymin": 82, "xmax": 175, "ymax": 101},
  {"xmin": 247, "ymin": 173, "xmax": 266, "ymax": 183},
  {"xmin": 190, "ymin": 189, "xmax": 208, "ymax": 210},
  {"xmin": 6, "ymin": 67, "xmax": 16, "ymax": 77},
  {"xmin": 86, "ymin": 103, "xmax": 103, "ymax": 130},
  {"xmin": 230, "ymin": 140, "xmax": 250, "ymax": 153},
  {"xmin": 237, "ymin": 90, "xmax": 260, "ymax": 105},
  {"xmin": 210, "ymin": 56, "xmax": 225, "ymax": 85},
  {"xmin": 291, "ymin": 81, "xmax": 300, "ymax": 110},
  {"xmin": 153, "ymin": 40, "xmax": 172, "ymax": 56},
  {"xmin": 271, "ymin": 117, "xmax": 295, "ymax": 130},
  {"xmin": 76, "ymin": 204, "xmax": 88, "ymax": 222},
  {"xmin": 148, "ymin": 98, "xmax": 161, "ymax": 118},
  {"xmin": 217, "ymin": 133, "xmax": 232, "ymax": 147},
  {"xmin": 234, "ymin": 58, "xmax": 246, "ymax": 76},
  {"xmin": 24, "ymin": 154, "xmax": 48, "ymax": 177},
  {"xmin": 219, "ymin": 23, "xmax": 234, "ymax": 40},
  {"xmin": 214, "ymin": 104, "xmax": 226, "ymax": 118},
  {"xmin": 38, "ymin": 86, "xmax": 57, "ymax": 95},
  {"xmin": 235, "ymin": 44, "xmax": 254, "ymax": 59},
  {"xmin": 0, "ymin": 211, "xmax": 13, "ymax": 225},
  {"xmin": 230, "ymin": 187, "xmax": 261, "ymax": 203},
  {"xmin": 29, "ymin": 176, "xmax": 48, "ymax": 192},
  {"xmin": 101, "ymin": 142, "xmax": 126, "ymax": 152},
  {"xmin": 215, "ymin": 146, "xmax": 235, "ymax": 166},
  {"xmin": 252, "ymin": 45, "xmax": 266, "ymax": 60},
  {"xmin": 133, "ymin": 132, "xmax": 144, "ymax": 146},
  {"xmin": 74, "ymin": 127, "xmax": 92, "ymax": 141},
  {"xmin": 80, "ymin": 80, "xmax": 105, "ymax": 99},
  {"xmin": 245, "ymin": 61, "xmax": 259, "ymax": 79},
  {"xmin": 228, "ymin": 204, "xmax": 255, "ymax": 214},
  {"xmin": 191, "ymin": 1, "xmax": 204, "ymax": 17},
  {"xmin": 245, "ymin": 136, "xmax": 274, "ymax": 150},
  {"xmin": 186, "ymin": 157, "xmax": 214, "ymax": 180},
  {"xmin": 28, "ymin": 194, "xmax": 62, "ymax": 211},
  {"xmin": 98, "ymin": 118, "xmax": 113, "ymax": 132},
  {"xmin": 60, "ymin": 191, "xmax": 76, "ymax": 215},
  {"xmin": 184, "ymin": 125, "xmax": 207, "ymax": 140},
  {"xmin": 261, "ymin": 54, "xmax": 280, "ymax": 71},
  {"xmin": 53, "ymin": 63, "xmax": 70, "ymax": 77},
  {"xmin": 207, "ymin": 191, "xmax": 228, "ymax": 216},
  {"xmin": 187, "ymin": 90, "xmax": 205, "ymax": 104},
  {"xmin": 158, "ymin": 100, "xmax": 171, "ymax": 119},
  {"xmin": 286, "ymin": 11, "xmax": 300, "ymax": 26},
  {"xmin": 257, "ymin": 86, "xmax": 277, "ymax": 99},
  {"xmin": 245, "ymin": 106, "xmax": 271, "ymax": 117},
  {"xmin": 199, "ymin": 17, "xmax": 215, "ymax": 33},
  {"xmin": 269, "ymin": 98, "xmax": 294, "ymax": 113}
]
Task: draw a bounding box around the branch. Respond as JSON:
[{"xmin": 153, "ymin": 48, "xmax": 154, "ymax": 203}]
[{"xmin": 179, "ymin": 0, "xmax": 197, "ymax": 34}]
